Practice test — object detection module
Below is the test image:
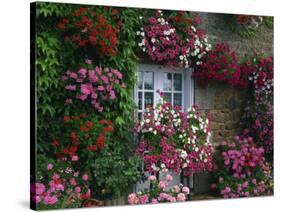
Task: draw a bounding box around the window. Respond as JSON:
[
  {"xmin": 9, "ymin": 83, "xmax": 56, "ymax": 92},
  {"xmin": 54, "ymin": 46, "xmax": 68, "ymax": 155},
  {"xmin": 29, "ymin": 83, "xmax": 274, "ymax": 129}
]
[
  {"xmin": 134, "ymin": 64, "xmax": 195, "ymax": 192},
  {"xmin": 135, "ymin": 64, "xmax": 194, "ymax": 119}
]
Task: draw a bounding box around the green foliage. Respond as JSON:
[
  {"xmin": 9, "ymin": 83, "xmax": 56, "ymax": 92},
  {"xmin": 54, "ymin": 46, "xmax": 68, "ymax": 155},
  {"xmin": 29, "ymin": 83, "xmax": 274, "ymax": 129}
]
[
  {"xmin": 36, "ymin": 2, "xmax": 73, "ymax": 17},
  {"xmin": 265, "ymin": 16, "xmax": 273, "ymax": 29}
]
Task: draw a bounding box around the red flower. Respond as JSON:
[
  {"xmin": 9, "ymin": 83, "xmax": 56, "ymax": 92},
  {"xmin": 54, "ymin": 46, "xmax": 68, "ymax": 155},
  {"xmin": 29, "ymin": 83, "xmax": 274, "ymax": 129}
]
[
  {"xmin": 64, "ymin": 116, "xmax": 71, "ymax": 123},
  {"xmin": 51, "ymin": 140, "xmax": 60, "ymax": 147},
  {"xmin": 88, "ymin": 145, "xmax": 98, "ymax": 151},
  {"xmin": 103, "ymin": 126, "xmax": 114, "ymax": 133},
  {"xmin": 86, "ymin": 121, "xmax": 94, "ymax": 128},
  {"xmin": 80, "ymin": 113, "xmax": 87, "ymax": 118},
  {"xmin": 80, "ymin": 125, "xmax": 89, "ymax": 132}
]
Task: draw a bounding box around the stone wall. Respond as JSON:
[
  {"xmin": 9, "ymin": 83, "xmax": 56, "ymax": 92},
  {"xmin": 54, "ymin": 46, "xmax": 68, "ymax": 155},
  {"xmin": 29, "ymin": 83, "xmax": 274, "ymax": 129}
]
[
  {"xmin": 194, "ymin": 12, "xmax": 273, "ymax": 145},
  {"xmin": 192, "ymin": 12, "xmax": 273, "ymax": 194}
]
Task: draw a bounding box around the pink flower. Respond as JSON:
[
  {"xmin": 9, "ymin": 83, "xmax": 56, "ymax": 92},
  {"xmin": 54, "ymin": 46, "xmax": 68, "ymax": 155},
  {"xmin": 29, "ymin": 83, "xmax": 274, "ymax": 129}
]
[
  {"xmin": 148, "ymin": 175, "xmax": 157, "ymax": 181},
  {"xmin": 128, "ymin": 193, "xmax": 139, "ymax": 205},
  {"xmin": 165, "ymin": 174, "xmax": 173, "ymax": 182},
  {"xmin": 35, "ymin": 196, "xmax": 41, "ymax": 203},
  {"xmin": 78, "ymin": 68, "xmax": 87, "ymax": 77},
  {"xmin": 47, "ymin": 163, "xmax": 53, "ymax": 170},
  {"xmin": 81, "ymin": 84, "xmax": 91, "ymax": 95},
  {"xmin": 176, "ymin": 193, "xmax": 186, "ymax": 202},
  {"xmin": 85, "ymin": 59, "xmax": 92, "ymax": 64},
  {"xmin": 182, "ymin": 186, "xmax": 190, "ymax": 194},
  {"xmin": 70, "ymin": 178, "xmax": 77, "ymax": 186},
  {"xmin": 75, "ymin": 186, "xmax": 81, "ymax": 193},
  {"xmin": 151, "ymin": 198, "xmax": 158, "ymax": 204},
  {"xmin": 44, "ymin": 195, "xmax": 58, "ymax": 205},
  {"xmin": 82, "ymin": 174, "xmax": 89, "ymax": 181},
  {"xmin": 97, "ymin": 86, "xmax": 104, "ymax": 91},
  {"xmin": 70, "ymin": 72, "xmax": 78, "ymax": 79},
  {"xmin": 172, "ymin": 185, "xmax": 180, "ymax": 193},
  {"xmin": 72, "ymin": 155, "xmax": 79, "ymax": 161},
  {"xmin": 65, "ymin": 85, "xmax": 76, "ymax": 91},
  {"xmin": 139, "ymin": 194, "xmax": 149, "ymax": 204},
  {"xmin": 35, "ymin": 183, "xmax": 45, "ymax": 195},
  {"xmin": 158, "ymin": 181, "xmax": 166, "ymax": 189}
]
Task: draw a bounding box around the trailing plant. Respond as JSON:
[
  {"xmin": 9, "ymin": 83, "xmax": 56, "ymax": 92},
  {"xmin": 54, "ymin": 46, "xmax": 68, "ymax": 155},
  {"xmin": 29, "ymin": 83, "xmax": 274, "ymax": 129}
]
[
  {"xmin": 137, "ymin": 10, "xmax": 211, "ymax": 67},
  {"xmin": 240, "ymin": 104, "xmax": 273, "ymax": 161},
  {"xmin": 193, "ymin": 43, "xmax": 247, "ymax": 87},
  {"xmin": 135, "ymin": 98, "xmax": 213, "ymax": 176},
  {"xmin": 240, "ymin": 53, "xmax": 273, "ymax": 107}
]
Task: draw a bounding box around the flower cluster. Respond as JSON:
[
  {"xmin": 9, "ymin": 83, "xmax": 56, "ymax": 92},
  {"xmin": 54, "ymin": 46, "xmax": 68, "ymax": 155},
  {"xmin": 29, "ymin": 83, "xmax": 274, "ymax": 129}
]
[
  {"xmin": 57, "ymin": 7, "xmax": 122, "ymax": 56},
  {"xmin": 62, "ymin": 61, "xmax": 125, "ymax": 112},
  {"xmin": 127, "ymin": 173, "xmax": 190, "ymax": 204},
  {"xmin": 52, "ymin": 114, "xmax": 114, "ymax": 161},
  {"xmin": 240, "ymin": 104, "xmax": 273, "ymax": 160},
  {"xmin": 212, "ymin": 135, "xmax": 272, "ymax": 198},
  {"xmin": 193, "ymin": 43, "xmax": 247, "ymax": 87},
  {"xmin": 240, "ymin": 55, "xmax": 273, "ymax": 105},
  {"xmin": 137, "ymin": 10, "xmax": 211, "ymax": 67},
  {"xmin": 135, "ymin": 99, "xmax": 213, "ymax": 175},
  {"xmin": 32, "ymin": 160, "xmax": 91, "ymax": 208}
]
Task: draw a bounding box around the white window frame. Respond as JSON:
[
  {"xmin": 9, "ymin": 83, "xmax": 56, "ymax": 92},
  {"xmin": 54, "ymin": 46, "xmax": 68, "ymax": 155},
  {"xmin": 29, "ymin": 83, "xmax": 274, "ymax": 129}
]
[{"xmin": 134, "ymin": 64, "xmax": 194, "ymax": 116}]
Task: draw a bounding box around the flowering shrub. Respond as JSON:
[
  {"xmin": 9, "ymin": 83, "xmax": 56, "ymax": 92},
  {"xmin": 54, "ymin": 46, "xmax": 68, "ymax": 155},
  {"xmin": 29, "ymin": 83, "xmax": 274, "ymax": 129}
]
[
  {"xmin": 57, "ymin": 7, "xmax": 122, "ymax": 56},
  {"xmin": 212, "ymin": 136, "xmax": 272, "ymax": 198},
  {"xmin": 52, "ymin": 114, "xmax": 114, "ymax": 163},
  {"xmin": 240, "ymin": 104, "xmax": 273, "ymax": 160},
  {"xmin": 240, "ymin": 54, "xmax": 273, "ymax": 106},
  {"xmin": 135, "ymin": 99, "xmax": 213, "ymax": 176},
  {"xmin": 137, "ymin": 10, "xmax": 211, "ymax": 67},
  {"xmin": 32, "ymin": 158, "xmax": 91, "ymax": 209},
  {"xmin": 62, "ymin": 60, "xmax": 125, "ymax": 112},
  {"xmin": 127, "ymin": 173, "xmax": 190, "ymax": 204},
  {"xmin": 193, "ymin": 43, "xmax": 247, "ymax": 87}
]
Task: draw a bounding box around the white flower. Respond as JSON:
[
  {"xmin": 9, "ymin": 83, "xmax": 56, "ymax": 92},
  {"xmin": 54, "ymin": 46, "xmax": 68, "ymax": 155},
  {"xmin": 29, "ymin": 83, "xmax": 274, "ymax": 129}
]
[
  {"xmin": 204, "ymin": 158, "xmax": 208, "ymax": 163},
  {"xmin": 195, "ymin": 147, "xmax": 199, "ymax": 152},
  {"xmin": 179, "ymin": 135, "xmax": 183, "ymax": 139},
  {"xmin": 179, "ymin": 55, "xmax": 184, "ymax": 60},
  {"xmin": 145, "ymin": 119, "xmax": 150, "ymax": 123},
  {"xmin": 153, "ymin": 130, "xmax": 157, "ymax": 135},
  {"xmin": 180, "ymin": 150, "xmax": 187, "ymax": 159},
  {"xmin": 140, "ymin": 32, "xmax": 145, "ymax": 36},
  {"xmin": 136, "ymin": 31, "xmax": 140, "ymax": 35},
  {"xmin": 160, "ymin": 163, "xmax": 166, "ymax": 169},
  {"xmin": 151, "ymin": 38, "xmax": 156, "ymax": 43},
  {"xmin": 149, "ymin": 127, "xmax": 153, "ymax": 131},
  {"xmin": 139, "ymin": 16, "xmax": 143, "ymax": 20}
]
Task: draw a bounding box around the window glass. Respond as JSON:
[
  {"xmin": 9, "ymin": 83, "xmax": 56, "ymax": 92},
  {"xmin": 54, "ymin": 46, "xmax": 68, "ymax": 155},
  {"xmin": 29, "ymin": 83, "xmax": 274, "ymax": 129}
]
[
  {"xmin": 163, "ymin": 73, "xmax": 172, "ymax": 91},
  {"xmin": 144, "ymin": 92, "xmax": 154, "ymax": 108},
  {"xmin": 174, "ymin": 74, "xmax": 182, "ymax": 91},
  {"xmin": 144, "ymin": 72, "xmax": 154, "ymax": 90}
]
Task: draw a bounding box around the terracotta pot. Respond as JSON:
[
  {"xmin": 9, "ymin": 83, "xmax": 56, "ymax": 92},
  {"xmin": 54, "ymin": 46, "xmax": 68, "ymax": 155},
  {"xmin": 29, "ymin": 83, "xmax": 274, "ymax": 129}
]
[{"xmin": 83, "ymin": 198, "xmax": 104, "ymax": 207}]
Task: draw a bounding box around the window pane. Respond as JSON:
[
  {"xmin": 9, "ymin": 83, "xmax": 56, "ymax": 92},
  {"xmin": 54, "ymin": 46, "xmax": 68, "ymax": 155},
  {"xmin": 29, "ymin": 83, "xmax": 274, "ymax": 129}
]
[
  {"xmin": 174, "ymin": 74, "xmax": 182, "ymax": 91},
  {"xmin": 144, "ymin": 72, "xmax": 154, "ymax": 90},
  {"xmin": 174, "ymin": 93, "xmax": 182, "ymax": 107},
  {"xmin": 138, "ymin": 72, "xmax": 143, "ymax": 89},
  {"xmin": 144, "ymin": 92, "xmax": 154, "ymax": 108},
  {"xmin": 163, "ymin": 73, "xmax": 172, "ymax": 91},
  {"xmin": 138, "ymin": 92, "xmax": 142, "ymax": 110},
  {"xmin": 163, "ymin": 92, "xmax": 172, "ymax": 103},
  {"xmin": 138, "ymin": 112, "xmax": 142, "ymax": 120}
]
